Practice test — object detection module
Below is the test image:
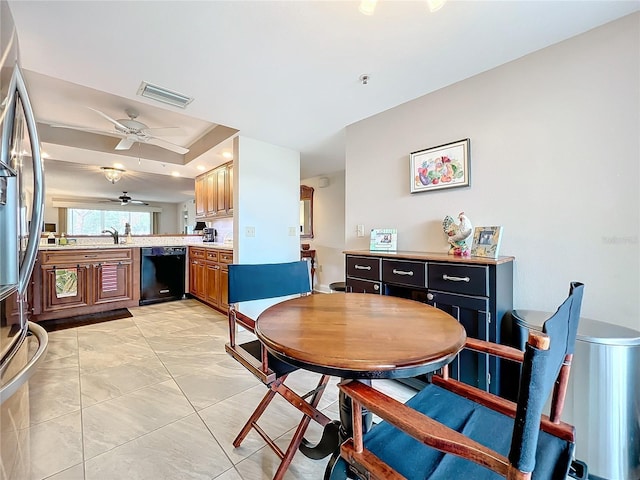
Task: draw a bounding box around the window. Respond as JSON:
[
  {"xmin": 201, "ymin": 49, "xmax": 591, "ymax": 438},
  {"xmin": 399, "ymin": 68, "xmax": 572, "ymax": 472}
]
[{"xmin": 67, "ymin": 209, "xmax": 152, "ymax": 235}]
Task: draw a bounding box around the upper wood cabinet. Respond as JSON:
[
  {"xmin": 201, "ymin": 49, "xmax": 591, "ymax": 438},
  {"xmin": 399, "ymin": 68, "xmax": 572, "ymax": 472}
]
[
  {"xmin": 195, "ymin": 175, "xmax": 206, "ymax": 218},
  {"xmin": 226, "ymin": 163, "xmax": 234, "ymax": 215},
  {"xmin": 195, "ymin": 161, "xmax": 233, "ymax": 219}
]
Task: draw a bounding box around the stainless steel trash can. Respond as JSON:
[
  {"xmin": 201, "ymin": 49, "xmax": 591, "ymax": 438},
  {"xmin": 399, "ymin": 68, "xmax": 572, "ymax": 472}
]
[{"xmin": 510, "ymin": 310, "xmax": 640, "ymax": 480}]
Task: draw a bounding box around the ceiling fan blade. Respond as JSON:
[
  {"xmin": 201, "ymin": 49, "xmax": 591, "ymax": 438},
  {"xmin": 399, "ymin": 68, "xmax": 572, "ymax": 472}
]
[
  {"xmin": 115, "ymin": 138, "xmax": 136, "ymax": 151},
  {"xmin": 88, "ymin": 107, "xmax": 130, "ymax": 131},
  {"xmin": 141, "ymin": 127, "xmax": 185, "ymax": 137},
  {"xmin": 129, "ymin": 200, "xmax": 149, "ymax": 205},
  {"xmin": 48, "ymin": 123, "xmax": 126, "ymax": 138},
  {"xmin": 145, "ymin": 136, "xmax": 189, "ymax": 155}
]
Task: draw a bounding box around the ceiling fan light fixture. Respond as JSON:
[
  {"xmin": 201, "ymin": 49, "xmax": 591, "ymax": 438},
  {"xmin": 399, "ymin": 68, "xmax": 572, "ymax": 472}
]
[
  {"xmin": 137, "ymin": 81, "xmax": 194, "ymax": 109},
  {"xmin": 101, "ymin": 166, "xmax": 125, "ymax": 184}
]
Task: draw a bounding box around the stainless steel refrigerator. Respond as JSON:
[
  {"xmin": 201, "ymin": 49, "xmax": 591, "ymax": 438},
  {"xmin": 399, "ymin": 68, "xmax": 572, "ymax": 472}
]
[{"xmin": 0, "ymin": 0, "xmax": 48, "ymax": 477}]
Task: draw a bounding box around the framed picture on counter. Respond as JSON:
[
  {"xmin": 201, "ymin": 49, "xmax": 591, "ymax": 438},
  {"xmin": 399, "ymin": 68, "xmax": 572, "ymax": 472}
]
[
  {"xmin": 370, "ymin": 228, "xmax": 397, "ymax": 251},
  {"xmin": 471, "ymin": 226, "xmax": 503, "ymax": 258}
]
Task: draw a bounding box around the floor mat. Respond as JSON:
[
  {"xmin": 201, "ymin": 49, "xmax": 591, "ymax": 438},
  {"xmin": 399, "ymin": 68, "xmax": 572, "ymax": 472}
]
[{"xmin": 40, "ymin": 308, "xmax": 132, "ymax": 332}]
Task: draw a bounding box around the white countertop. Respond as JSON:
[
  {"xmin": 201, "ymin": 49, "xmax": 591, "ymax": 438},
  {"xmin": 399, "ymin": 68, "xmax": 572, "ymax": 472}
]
[{"xmin": 39, "ymin": 236, "xmax": 233, "ymax": 251}]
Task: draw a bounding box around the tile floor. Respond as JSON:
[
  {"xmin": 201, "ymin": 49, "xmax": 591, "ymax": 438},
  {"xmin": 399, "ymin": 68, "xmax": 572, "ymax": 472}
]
[{"xmin": 20, "ymin": 299, "xmax": 413, "ymax": 480}]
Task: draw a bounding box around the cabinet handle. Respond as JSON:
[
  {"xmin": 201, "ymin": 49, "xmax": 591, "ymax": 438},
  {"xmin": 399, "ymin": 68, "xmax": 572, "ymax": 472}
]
[
  {"xmin": 392, "ymin": 269, "xmax": 414, "ymax": 276},
  {"xmin": 354, "ymin": 265, "xmax": 371, "ymax": 270},
  {"xmin": 83, "ymin": 255, "xmax": 98, "ymax": 258},
  {"xmin": 442, "ymin": 274, "xmax": 470, "ymax": 282}
]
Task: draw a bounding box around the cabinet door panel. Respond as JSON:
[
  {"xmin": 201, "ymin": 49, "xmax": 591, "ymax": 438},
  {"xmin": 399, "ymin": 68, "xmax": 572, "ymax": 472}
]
[
  {"xmin": 215, "ymin": 168, "xmax": 226, "ymax": 215},
  {"xmin": 219, "ymin": 267, "xmax": 229, "ymax": 311},
  {"xmin": 206, "ymin": 172, "xmax": 217, "ymax": 216},
  {"xmin": 189, "ymin": 260, "xmax": 206, "ymax": 300},
  {"xmin": 428, "ymin": 290, "xmax": 491, "ymax": 392},
  {"xmin": 42, "ymin": 265, "xmax": 90, "ymax": 312},
  {"xmin": 205, "ymin": 263, "xmax": 219, "ymax": 307},
  {"xmin": 225, "ymin": 163, "xmax": 233, "ymax": 215},
  {"xmin": 195, "ymin": 175, "xmax": 206, "ymax": 218},
  {"xmin": 346, "ymin": 278, "xmax": 381, "ymax": 294},
  {"xmin": 94, "ymin": 262, "xmax": 132, "ymax": 304}
]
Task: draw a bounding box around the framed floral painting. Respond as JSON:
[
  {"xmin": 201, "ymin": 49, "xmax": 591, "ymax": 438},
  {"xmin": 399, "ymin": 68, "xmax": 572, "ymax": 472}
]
[{"xmin": 410, "ymin": 138, "xmax": 470, "ymax": 193}]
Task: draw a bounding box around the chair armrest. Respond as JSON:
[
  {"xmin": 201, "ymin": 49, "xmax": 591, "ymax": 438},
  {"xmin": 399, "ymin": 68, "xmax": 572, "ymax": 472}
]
[
  {"xmin": 464, "ymin": 338, "xmax": 524, "ymax": 363},
  {"xmin": 234, "ymin": 310, "xmax": 256, "ymax": 331},
  {"xmin": 430, "ymin": 376, "xmax": 575, "ymax": 442},
  {"xmin": 338, "ymin": 380, "xmax": 511, "ymax": 477}
]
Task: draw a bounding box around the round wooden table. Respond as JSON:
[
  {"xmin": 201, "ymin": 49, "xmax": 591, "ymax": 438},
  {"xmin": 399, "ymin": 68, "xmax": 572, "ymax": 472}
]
[
  {"xmin": 256, "ymin": 292, "xmax": 466, "ymax": 379},
  {"xmin": 256, "ymin": 293, "xmax": 467, "ymax": 472}
]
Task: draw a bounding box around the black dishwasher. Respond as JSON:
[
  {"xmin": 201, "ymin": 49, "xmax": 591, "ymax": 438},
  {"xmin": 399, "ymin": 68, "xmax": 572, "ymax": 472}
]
[{"xmin": 140, "ymin": 246, "xmax": 186, "ymax": 305}]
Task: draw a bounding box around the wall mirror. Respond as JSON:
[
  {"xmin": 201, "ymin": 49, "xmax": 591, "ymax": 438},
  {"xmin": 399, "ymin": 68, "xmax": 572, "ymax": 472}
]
[{"xmin": 300, "ymin": 185, "xmax": 314, "ymax": 239}]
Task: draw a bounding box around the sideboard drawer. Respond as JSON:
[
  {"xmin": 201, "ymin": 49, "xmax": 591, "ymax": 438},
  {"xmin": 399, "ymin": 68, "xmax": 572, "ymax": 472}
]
[
  {"xmin": 382, "ymin": 259, "xmax": 427, "ymax": 289},
  {"xmin": 428, "ymin": 262, "xmax": 488, "ymax": 296},
  {"xmin": 346, "ymin": 256, "xmax": 381, "ymax": 281}
]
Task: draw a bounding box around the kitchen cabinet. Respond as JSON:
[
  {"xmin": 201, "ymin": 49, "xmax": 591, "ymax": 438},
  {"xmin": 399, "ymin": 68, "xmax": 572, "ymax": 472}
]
[
  {"xmin": 32, "ymin": 248, "xmax": 140, "ymax": 322},
  {"xmin": 195, "ymin": 175, "xmax": 206, "ymax": 218},
  {"xmin": 344, "ymin": 250, "xmax": 513, "ymax": 396},
  {"xmin": 195, "ymin": 161, "xmax": 233, "ymax": 220},
  {"xmin": 225, "ymin": 163, "xmax": 234, "ymax": 216},
  {"xmin": 188, "ymin": 246, "xmax": 232, "ymax": 312}
]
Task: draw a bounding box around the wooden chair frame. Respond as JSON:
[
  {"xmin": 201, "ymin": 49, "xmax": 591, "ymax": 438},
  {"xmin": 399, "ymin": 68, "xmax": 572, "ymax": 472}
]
[
  {"xmin": 225, "ymin": 266, "xmax": 333, "ymax": 480},
  {"xmin": 339, "ymin": 332, "xmax": 576, "ymax": 480}
]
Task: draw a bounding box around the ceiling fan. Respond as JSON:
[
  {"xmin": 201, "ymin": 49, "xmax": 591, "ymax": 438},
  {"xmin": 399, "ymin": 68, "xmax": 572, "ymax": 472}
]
[
  {"xmin": 108, "ymin": 191, "xmax": 149, "ymax": 206},
  {"xmin": 52, "ymin": 107, "xmax": 189, "ymax": 155}
]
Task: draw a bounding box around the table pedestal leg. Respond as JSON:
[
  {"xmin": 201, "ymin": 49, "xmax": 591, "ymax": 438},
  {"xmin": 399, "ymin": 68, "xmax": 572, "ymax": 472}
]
[{"xmin": 324, "ymin": 380, "xmax": 373, "ymax": 480}]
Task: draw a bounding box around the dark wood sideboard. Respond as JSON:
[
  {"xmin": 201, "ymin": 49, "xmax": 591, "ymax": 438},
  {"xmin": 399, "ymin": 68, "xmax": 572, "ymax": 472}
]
[{"xmin": 344, "ymin": 250, "xmax": 514, "ymax": 395}]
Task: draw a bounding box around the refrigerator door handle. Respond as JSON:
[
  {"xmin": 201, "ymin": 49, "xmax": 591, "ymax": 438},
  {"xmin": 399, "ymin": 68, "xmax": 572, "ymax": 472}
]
[
  {"xmin": 0, "ymin": 322, "xmax": 48, "ymax": 404},
  {"xmin": 0, "ymin": 63, "xmax": 17, "ymax": 177},
  {"xmin": 13, "ymin": 65, "xmax": 45, "ymax": 294}
]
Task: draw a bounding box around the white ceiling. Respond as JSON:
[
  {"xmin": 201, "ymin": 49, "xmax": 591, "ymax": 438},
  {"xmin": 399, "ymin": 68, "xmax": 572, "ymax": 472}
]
[{"xmin": 8, "ymin": 0, "xmax": 639, "ymax": 204}]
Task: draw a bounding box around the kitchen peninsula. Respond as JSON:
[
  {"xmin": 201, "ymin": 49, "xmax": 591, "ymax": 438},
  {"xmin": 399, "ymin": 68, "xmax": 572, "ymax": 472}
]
[{"xmin": 28, "ymin": 236, "xmax": 233, "ymax": 323}]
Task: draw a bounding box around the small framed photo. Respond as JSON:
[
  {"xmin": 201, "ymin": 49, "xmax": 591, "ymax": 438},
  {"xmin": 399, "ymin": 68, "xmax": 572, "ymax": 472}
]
[
  {"xmin": 410, "ymin": 138, "xmax": 470, "ymax": 193},
  {"xmin": 370, "ymin": 228, "xmax": 397, "ymax": 251},
  {"xmin": 471, "ymin": 226, "xmax": 503, "ymax": 258}
]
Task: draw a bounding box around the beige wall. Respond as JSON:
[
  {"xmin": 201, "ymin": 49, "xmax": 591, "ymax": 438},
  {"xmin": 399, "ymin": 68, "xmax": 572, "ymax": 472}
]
[
  {"xmin": 344, "ymin": 13, "xmax": 639, "ymax": 329},
  {"xmin": 301, "ymin": 171, "xmax": 346, "ymax": 292}
]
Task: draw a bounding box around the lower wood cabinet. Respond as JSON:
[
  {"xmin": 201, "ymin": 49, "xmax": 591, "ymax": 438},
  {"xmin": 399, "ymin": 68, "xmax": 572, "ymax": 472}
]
[
  {"xmin": 188, "ymin": 246, "xmax": 232, "ymax": 312},
  {"xmin": 32, "ymin": 248, "xmax": 140, "ymax": 322}
]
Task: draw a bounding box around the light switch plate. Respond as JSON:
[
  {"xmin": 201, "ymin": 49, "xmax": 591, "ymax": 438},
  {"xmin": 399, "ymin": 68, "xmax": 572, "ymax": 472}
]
[
  {"xmin": 245, "ymin": 226, "xmax": 256, "ymax": 237},
  {"xmin": 288, "ymin": 226, "xmax": 296, "ymax": 236},
  {"xmin": 356, "ymin": 224, "xmax": 365, "ymax": 237}
]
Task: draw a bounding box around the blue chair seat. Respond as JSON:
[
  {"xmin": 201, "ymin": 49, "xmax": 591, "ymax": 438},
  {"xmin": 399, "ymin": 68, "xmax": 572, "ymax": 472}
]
[
  {"xmin": 240, "ymin": 339, "xmax": 298, "ymax": 378},
  {"xmin": 363, "ymin": 383, "xmax": 573, "ymax": 480}
]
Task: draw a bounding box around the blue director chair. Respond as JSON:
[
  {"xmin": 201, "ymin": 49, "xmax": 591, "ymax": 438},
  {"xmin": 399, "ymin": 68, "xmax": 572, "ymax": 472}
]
[
  {"xmin": 225, "ymin": 261, "xmax": 333, "ymax": 480},
  {"xmin": 335, "ymin": 282, "xmax": 584, "ymax": 480}
]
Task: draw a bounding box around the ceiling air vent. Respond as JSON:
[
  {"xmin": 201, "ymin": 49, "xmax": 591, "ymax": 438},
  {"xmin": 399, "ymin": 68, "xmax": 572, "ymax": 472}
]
[{"xmin": 136, "ymin": 81, "xmax": 194, "ymax": 109}]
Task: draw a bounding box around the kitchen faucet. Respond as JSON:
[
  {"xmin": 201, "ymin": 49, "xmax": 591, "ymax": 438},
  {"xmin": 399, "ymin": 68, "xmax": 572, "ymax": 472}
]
[{"xmin": 102, "ymin": 227, "xmax": 119, "ymax": 244}]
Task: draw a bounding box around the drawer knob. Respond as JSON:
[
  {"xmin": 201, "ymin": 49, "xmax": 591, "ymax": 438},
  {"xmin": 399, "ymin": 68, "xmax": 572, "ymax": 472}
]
[
  {"xmin": 427, "ymin": 293, "xmax": 434, "ymax": 301},
  {"xmin": 354, "ymin": 265, "xmax": 371, "ymax": 270},
  {"xmin": 442, "ymin": 274, "xmax": 470, "ymax": 282},
  {"xmin": 392, "ymin": 269, "xmax": 414, "ymax": 276},
  {"xmin": 374, "ymin": 284, "xmax": 380, "ymax": 291}
]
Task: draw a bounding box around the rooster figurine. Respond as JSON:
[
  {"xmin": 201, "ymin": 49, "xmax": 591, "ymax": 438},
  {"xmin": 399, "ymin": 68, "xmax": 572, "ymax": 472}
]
[{"xmin": 442, "ymin": 212, "xmax": 473, "ymax": 256}]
